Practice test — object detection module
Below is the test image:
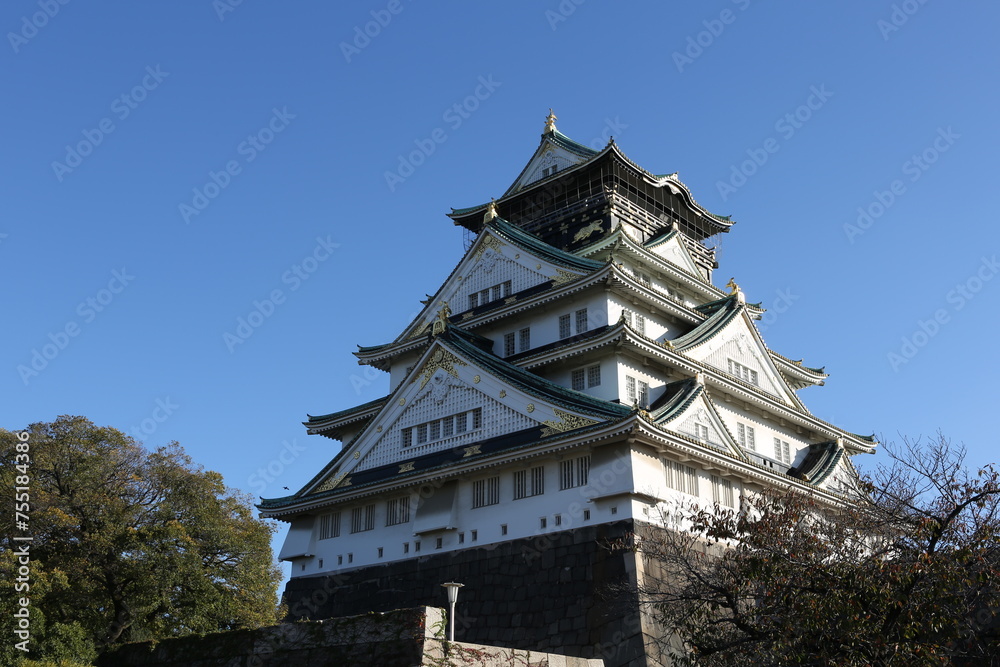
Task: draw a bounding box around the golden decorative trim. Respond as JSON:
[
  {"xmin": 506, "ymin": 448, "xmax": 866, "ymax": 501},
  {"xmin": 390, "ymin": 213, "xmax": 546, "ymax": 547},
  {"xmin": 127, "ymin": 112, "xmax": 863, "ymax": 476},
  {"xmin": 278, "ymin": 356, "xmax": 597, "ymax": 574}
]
[
  {"xmin": 462, "ymin": 312, "xmax": 474, "ymax": 320},
  {"xmin": 463, "ymin": 445, "xmax": 481, "ymax": 458},
  {"xmin": 540, "ymin": 409, "xmax": 598, "ymax": 437},
  {"xmin": 415, "ymin": 349, "xmax": 467, "ymax": 390},
  {"xmin": 473, "ymin": 375, "xmax": 481, "ymax": 384},
  {"xmin": 551, "ymin": 269, "xmax": 579, "ymax": 286},
  {"xmin": 474, "ymin": 234, "xmax": 505, "ymax": 259},
  {"xmin": 536, "ymin": 263, "xmax": 542, "ymax": 270},
  {"xmin": 399, "ymin": 398, "xmax": 406, "ymax": 406},
  {"xmin": 353, "ymin": 451, "xmax": 361, "ymax": 459},
  {"xmin": 316, "ymin": 470, "xmax": 349, "ymax": 492},
  {"xmin": 376, "ymin": 425, "xmax": 383, "ymax": 433},
  {"xmin": 504, "ymin": 296, "xmax": 517, "ymax": 305},
  {"xmin": 340, "ymin": 477, "xmax": 352, "ymax": 487},
  {"xmin": 499, "ymin": 389, "xmax": 507, "ymax": 398},
  {"xmin": 573, "ymin": 220, "xmax": 602, "ymax": 243},
  {"xmin": 399, "ymin": 462, "xmax": 415, "ymax": 473},
  {"xmin": 526, "ymin": 403, "xmax": 535, "ymax": 413}
]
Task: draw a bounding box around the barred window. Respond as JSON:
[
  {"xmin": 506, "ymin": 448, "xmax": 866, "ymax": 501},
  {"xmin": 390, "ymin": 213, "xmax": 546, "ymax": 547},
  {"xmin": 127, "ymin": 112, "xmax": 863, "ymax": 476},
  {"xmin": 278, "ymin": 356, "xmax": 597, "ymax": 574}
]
[
  {"xmin": 575, "ymin": 308, "xmax": 589, "ymax": 333},
  {"xmin": 518, "ymin": 327, "xmax": 530, "ymax": 352},
  {"xmin": 560, "ymin": 455, "xmax": 590, "ymax": 490},
  {"xmin": 472, "ymin": 476, "xmax": 500, "ymax": 508},
  {"xmin": 351, "ymin": 504, "xmax": 375, "ymax": 533},
  {"xmin": 386, "ymin": 496, "xmax": 411, "ymax": 526},
  {"xmin": 319, "ymin": 511, "xmax": 341, "ymax": 540},
  {"xmin": 774, "ymin": 438, "xmax": 791, "ymax": 464},
  {"xmin": 695, "ymin": 423, "xmax": 709, "ymax": 442},
  {"xmin": 573, "ymin": 364, "xmax": 600, "ymax": 391},
  {"xmin": 625, "ymin": 375, "xmax": 648, "ymax": 407},
  {"xmin": 504, "ymin": 332, "xmax": 515, "ymax": 357},
  {"xmin": 514, "ymin": 466, "xmax": 545, "ymax": 500},
  {"xmin": 737, "ymin": 423, "xmax": 755, "ymax": 450},
  {"xmin": 559, "ymin": 314, "xmax": 571, "ymax": 339},
  {"xmin": 666, "ymin": 460, "xmax": 698, "ymax": 496},
  {"xmin": 728, "ymin": 359, "xmax": 759, "ymax": 386},
  {"xmin": 711, "ymin": 475, "xmax": 735, "ymax": 508},
  {"xmin": 403, "ymin": 408, "xmax": 481, "ymax": 447}
]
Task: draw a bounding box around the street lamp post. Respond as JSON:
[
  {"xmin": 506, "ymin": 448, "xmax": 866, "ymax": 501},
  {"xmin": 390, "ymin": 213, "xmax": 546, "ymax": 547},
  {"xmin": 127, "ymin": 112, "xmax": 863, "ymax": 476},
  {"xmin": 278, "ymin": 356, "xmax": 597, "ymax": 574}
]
[{"xmin": 441, "ymin": 582, "xmax": 464, "ymax": 642}]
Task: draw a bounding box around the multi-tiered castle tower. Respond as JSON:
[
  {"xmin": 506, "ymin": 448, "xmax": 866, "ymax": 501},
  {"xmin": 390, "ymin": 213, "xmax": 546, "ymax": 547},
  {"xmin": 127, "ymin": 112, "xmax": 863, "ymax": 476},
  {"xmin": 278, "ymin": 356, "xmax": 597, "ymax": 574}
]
[{"xmin": 259, "ymin": 113, "xmax": 875, "ymax": 666}]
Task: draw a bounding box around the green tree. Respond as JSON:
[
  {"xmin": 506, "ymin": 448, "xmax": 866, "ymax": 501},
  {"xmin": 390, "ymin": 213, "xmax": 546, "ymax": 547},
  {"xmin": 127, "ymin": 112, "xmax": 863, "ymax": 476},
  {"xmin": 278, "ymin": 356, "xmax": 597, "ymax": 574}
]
[
  {"xmin": 1, "ymin": 416, "xmax": 282, "ymax": 664},
  {"xmin": 628, "ymin": 436, "xmax": 1000, "ymax": 666}
]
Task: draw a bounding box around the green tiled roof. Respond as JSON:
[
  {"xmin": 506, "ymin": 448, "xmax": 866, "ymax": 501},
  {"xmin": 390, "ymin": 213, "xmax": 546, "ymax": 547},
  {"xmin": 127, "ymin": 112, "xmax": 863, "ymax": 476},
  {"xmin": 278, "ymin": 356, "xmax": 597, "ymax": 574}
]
[
  {"xmin": 305, "ymin": 395, "xmax": 388, "ymax": 425},
  {"xmin": 672, "ymin": 296, "xmax": 741, "ymax": 351},
  {"xmin": 489, "ymin": 217, "xmax": 604, "ymax": 272},
  {"xmin": 648, "ymin": 378, "xmax": 702, "ymax": 423},
  {"xmin": 547, "ymin": 129, "xmax": 601, "ymax": 158}
]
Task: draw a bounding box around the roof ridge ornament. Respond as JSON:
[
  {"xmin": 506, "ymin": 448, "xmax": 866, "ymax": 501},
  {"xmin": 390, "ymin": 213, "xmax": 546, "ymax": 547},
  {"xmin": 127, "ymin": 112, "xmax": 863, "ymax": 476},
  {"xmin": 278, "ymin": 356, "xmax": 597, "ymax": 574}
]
[
  {"xmin": 483, "ymin": 199, "xmax": 499, "ymax": 223},
  {"xmin": 726, "ymin": 277, "xmax": 746, "ymax": 304},
  {"xmin": 544, "ymin": 108, "xmax": 557, "ymax": 134},
  {"xmin": 431, "ymin": 302, "xmax": 451, "ymax": 336}
]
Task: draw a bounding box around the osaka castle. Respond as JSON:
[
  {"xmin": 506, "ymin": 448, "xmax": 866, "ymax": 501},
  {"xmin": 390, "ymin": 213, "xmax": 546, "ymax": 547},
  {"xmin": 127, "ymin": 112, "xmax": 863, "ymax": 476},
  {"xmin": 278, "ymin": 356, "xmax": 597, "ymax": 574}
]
[{"xmin": 258, "ymin": 112, "xmax": 875, "ymax": 665}]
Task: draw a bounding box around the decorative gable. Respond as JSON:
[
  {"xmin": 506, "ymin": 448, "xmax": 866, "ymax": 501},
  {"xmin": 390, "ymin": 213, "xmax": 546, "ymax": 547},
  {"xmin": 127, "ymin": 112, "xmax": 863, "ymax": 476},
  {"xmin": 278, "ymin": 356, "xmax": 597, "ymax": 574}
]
[
  {"xmin": 504, "ymin": 134, "xmax": 598, "ymax": 196},
  {"xmin": 644, "ymin": 231, "xmax": 703, "ymax": 280},
  {"xmin": 305, "ymin": 339, "xmax": 610, "ymax": 496},
  {"xmin": 656, "ymin": 390, "xmax": 742, "ymax": 458},
  {"xmin": 679, "ymin": 306, "xmax": 802, "ymax": 408}
]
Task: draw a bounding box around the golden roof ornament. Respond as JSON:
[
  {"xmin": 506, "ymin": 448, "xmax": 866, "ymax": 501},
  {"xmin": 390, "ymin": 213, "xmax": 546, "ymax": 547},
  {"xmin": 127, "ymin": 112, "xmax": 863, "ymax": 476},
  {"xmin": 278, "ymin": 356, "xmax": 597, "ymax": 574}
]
[
  {"xmin": 483, "ymin": 199, "xmax": 498, "ymax": 223},
  {"xmin": 431, "ymin": 302, "xmax": 451, "ymax": 336},
  {"xmin": 544, "ymin": 108, "xmax": 557, "ymax": 134},
  {"xmin": 726, "ymin": 277, "xmax": 740, "ymax": 295}
]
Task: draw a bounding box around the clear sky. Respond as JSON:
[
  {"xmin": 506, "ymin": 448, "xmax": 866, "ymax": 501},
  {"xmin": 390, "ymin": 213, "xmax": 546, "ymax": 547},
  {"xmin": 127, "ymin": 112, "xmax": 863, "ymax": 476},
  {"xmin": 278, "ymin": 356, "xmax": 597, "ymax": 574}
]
[{"xmin": 4, "ymin": 2, "xmax": 998, "ymax": 583}]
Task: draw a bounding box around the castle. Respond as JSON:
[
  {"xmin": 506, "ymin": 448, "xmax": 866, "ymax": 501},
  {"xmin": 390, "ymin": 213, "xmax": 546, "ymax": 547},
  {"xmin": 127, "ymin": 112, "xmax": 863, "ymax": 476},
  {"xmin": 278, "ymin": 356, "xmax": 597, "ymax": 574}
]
[{"xmin": 258, "ymin": 112, "xmax": 875, "ymax": 665}]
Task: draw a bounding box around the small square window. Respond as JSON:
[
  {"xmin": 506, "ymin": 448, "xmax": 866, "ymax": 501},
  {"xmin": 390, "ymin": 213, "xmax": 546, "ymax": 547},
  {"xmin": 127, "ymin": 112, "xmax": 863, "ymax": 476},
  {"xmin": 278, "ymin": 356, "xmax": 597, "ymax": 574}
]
[
  {"xmin": 318, "ymin": 558, "xmax": 323, "ymax": 568},
  {"xmin": 348, "ymin": 553, "xmax": 353, "ymax": 563},
  {"xmin": 471, "ymin": 530, "xmax": 477, "ymax": 542},
  {"xmin": 377, "ymin": 547, "xmax": 383, "ymax": 558},
  {"xmin": 459, "ymin": 532, "xmax": 465, "ymax": 544},
  {"xmin": 436, "ymin": 537, "xmax": 443, "ymax": 549},
  {"xmin": 501, "ymin": 524, "xmax": 508, "ymax": 535},
  {"xmin": 554, "ymin": 514, "xmax": 562, "ymax": 526},
  {"xmin": 415, "ymin": 541, "xmax": 420, "ymax": 552},
  {"xmin": 338, "ymin": 555, "xmax": 343, "ymax": 565},
  {"xmin": 611, "ymin": 506, "xmax": 618, "ymax": 515},
  {"xmin": 583, "ymin": 509, "xmax": 591, "ymax": 521},
  {"xmin": 403, "ymin": 542, "xmax": 409, "ymax": 554},
  {"xmin": 540, "ymin": 517, "xmax": 547, "ymax": 529}
]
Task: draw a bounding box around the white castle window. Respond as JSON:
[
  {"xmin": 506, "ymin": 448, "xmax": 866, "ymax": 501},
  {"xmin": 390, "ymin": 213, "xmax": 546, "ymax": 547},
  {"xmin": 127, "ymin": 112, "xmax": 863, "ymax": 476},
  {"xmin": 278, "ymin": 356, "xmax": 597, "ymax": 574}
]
[
  {"xmin": 505, "ymin": 327, "xmax": 530, "ymax": 356},
  {"xmin": 736, "ymin": 423, "xmax": 756, "ymax": 450},
  {"xmin": 774, "ymin": 438, "xmax": 791, "ymax": 464},
  {"xmin": 559, "ymin": 455, "xmax": 590, "ymax": 490},
  {"xmin": 559, "ymin": 308, "xmax": 591, "ymax": 339},
  {"xmin": 559, "ymin": 314, "xmax": 571, "ymax": 338},
  {"xmin": 666, "ymin": 460, "xmax": 698, "ymax": 496},
  {"xmin": 728, "ymin": 359, "xmax": 759, "ymax": 386},
  {"xmin": 403, "ymin": 408, "xmax": 482, "ymax": 448},
  {"xmin": 625, "ymin": 376, "xmax": 649, "ymax": 408},
  {"xmin": 695, "ymin": 423, "xmax": 710, "ymax": 442},
  {"xmin": 711, "ymin": 475, "xmax": 735, "ymax": 508},
  {"xmin": 541, "ymin": 165, "xmax": 558, "ymax": 177},
  {"xmin": 575, "ymin": 308, "xmax": 589, "ymax": 333},
  {"xmin": 472, "ymin": 476, "xmax": 500, "ymax": 508},
  {"xmin": 351, "ymin": 504, "xmax": 375, "ymax": 533},
  {"xmin": 572, "ymin": 364, "xmax": 601, "ymax": 391},
  {"xmin": 623, "ymin": 310, "xmax": 646, "ymax": 336},
  {"xmin": 385, "ymin": 496, "xmax": 411, "ymax": 526},
  {"xmin": 468, "ymin": 280, "xmax": 512, "ymax": 310},
  {"xmin": 319, "ymin": 511, "xmax": 341, "ymax": 540},
  {"xmin": 514, "ymin": 466, "xmax": 545, "ymax": 500}
]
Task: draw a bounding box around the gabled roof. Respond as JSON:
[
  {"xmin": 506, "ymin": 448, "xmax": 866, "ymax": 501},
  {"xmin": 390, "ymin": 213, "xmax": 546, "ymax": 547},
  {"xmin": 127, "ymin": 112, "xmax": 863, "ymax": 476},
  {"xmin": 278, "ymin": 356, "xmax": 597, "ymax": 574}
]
[
  {"xmin": 262, "ymin": 323, "xmax": 631, "ymax": 511},
  {"xmin": 788, "ymin": 440, "xmax": 845, "ymax": 484},
  {"xmin": 448, "ymin": 129, "xmax": 734, "ymax": 241},
  {"xmin": 386, "ymin": 217, "xmax": 603, "ymax": 347},
  {"xmin": 305, "ymin": 395, "xmax": 389, "ymax": 440}
]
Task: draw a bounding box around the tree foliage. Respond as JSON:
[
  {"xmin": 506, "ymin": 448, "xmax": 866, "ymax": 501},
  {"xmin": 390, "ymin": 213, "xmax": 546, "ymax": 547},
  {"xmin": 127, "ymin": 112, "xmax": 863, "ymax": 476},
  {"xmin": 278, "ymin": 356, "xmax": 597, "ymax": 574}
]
[
  {"xmin": 1, "ymin": 416, "xmax": 282, "ymax": 664},
  {"xmin": 631, "ymin": 436, "xmax": 1000, "ymax": 666}
]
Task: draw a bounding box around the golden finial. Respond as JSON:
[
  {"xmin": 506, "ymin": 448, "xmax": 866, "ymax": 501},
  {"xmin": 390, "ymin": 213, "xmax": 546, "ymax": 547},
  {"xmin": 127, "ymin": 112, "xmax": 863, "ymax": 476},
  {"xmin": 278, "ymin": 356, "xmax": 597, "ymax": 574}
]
[
  {"xmin": 431, "ymin": 302, "xmax": 451, "ymax": 336},
  {"xmin": 726, "ymin": 277, "xmax": 740, "ymax": 295},
  {"xmin": 483, "ymin": 199, "xmax": 498, "ymax": 223},
  {"xmin": 544, "ymin": 108, "xmax": 557, "ymax": 134}
]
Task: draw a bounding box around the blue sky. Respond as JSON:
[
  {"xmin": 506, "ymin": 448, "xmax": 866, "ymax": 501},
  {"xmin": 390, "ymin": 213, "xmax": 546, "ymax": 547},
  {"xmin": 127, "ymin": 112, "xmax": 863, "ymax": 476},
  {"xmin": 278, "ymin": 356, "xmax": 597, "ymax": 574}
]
[{"xmin": 4, "ymin": 1, "xmax": 999, "ymax": 583}]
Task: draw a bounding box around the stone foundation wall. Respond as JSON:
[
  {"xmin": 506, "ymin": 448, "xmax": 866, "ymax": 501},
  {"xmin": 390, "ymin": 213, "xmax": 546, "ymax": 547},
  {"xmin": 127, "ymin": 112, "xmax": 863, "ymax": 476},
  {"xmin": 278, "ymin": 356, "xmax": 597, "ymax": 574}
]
[
  {"xmin": 97, "ymin": 606, "xmax": 606, "ymax": 667},
  {"xmin": 282, "ymin": 521, "xmax": 650, "ymax": 667}
]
